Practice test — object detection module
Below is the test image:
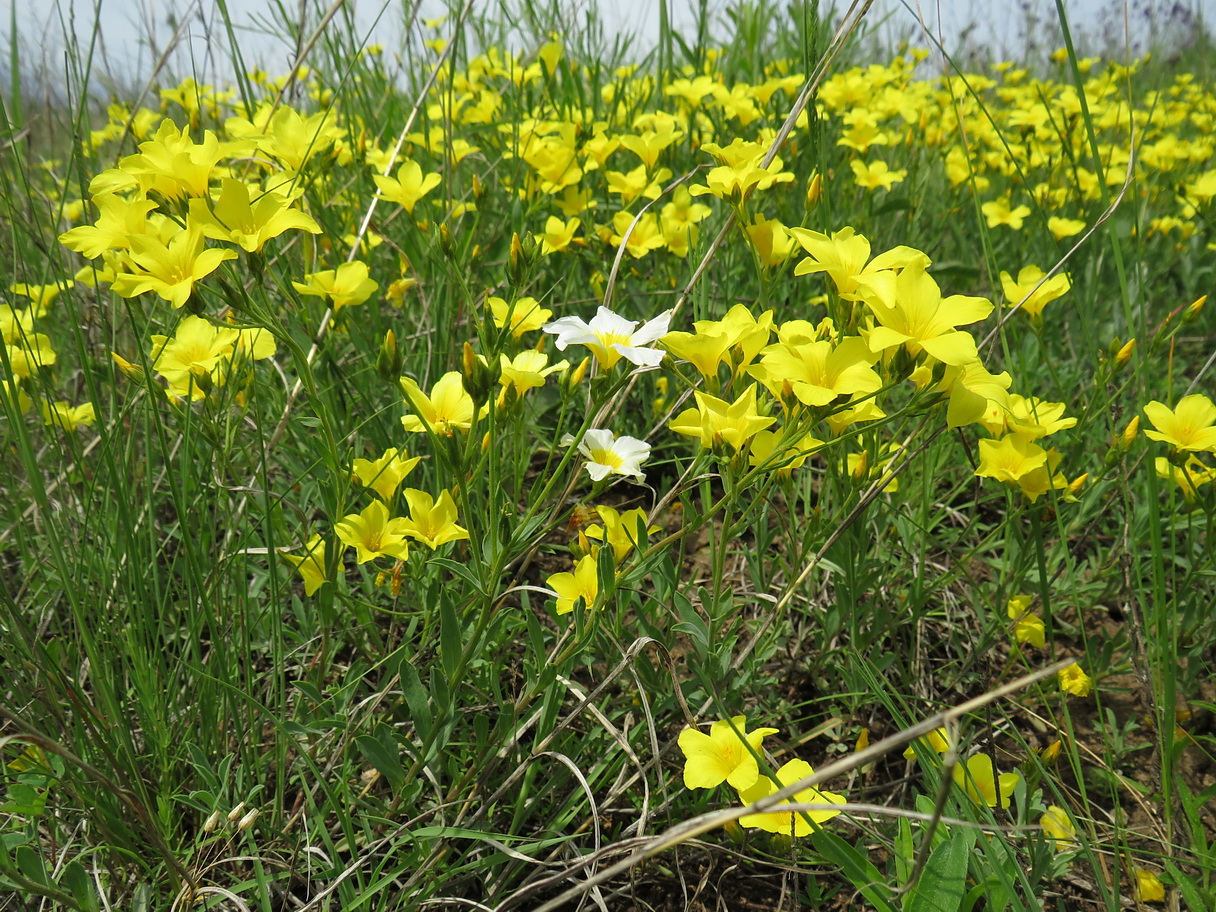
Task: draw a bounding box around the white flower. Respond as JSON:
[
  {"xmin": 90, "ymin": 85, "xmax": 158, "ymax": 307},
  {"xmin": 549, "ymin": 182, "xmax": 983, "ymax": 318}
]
[
  {"xmin": 543, "ymin": 305, "xmax": 672, "ymax": 370},
  {"xmin": 565, "ymin": 428, "xmax": 652, "ymax": 482}
]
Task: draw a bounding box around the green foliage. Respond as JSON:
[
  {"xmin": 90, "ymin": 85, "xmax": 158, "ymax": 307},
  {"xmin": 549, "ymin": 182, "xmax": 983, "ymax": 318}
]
[{"xmin": 1, "ymin": 1, "xmax": 1214, "ymax": 910}]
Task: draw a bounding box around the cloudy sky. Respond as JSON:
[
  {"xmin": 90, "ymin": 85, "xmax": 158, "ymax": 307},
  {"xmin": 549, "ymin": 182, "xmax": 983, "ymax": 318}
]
[{"xmin": 5, "ymin": 0, "xmax": 1213, "ymax": 92}]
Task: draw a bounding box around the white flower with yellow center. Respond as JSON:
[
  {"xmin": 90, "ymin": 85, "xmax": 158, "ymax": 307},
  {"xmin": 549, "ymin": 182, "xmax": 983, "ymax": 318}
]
[
  {"xmin": 565, "ymin": 428, "xmax": 651, "ymax": 482},
  {"xmin": 543, "ymin": 305, "xmax": 671, "ymax": 370}
]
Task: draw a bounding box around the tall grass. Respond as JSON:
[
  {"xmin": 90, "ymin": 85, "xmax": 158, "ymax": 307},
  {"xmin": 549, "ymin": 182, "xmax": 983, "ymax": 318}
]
[{"xmin": 1, "ymin": 1, "xmax": 1214, "ymax": 910}]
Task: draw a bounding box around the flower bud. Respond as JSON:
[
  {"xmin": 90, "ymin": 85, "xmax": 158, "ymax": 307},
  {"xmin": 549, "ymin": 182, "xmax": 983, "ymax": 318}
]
[
  {"xmin": 227, "ymin": 802, "xmax": 246, "ymax": 822},
  {"xmin": 1184, "ymin": 294, "xmax": 1206, "ymax": 322},
  {"xmin": 509, "ymin": 232, "xmax": 526, "ymax": 285},
  {"xmin": 559, "ymin": 356, "xmax": 591, "ymax": 396},
  {"xmin": 203, "ymin": 809, "xmax": 223, "ymax": 833},
  {"xmin": 850, "ymin": 449, "xmax": 869, "ymax": 480},
  {"xmin": 1121, "ymin": 415, "xmax": 1140, "ymax": 449},
  {"xmin": 472, "ymin": 174, "xmax": 486, "ymax": 201},
  {"xmin": 376, "ymin": 329, "xmax": 402, "ymax": 380},
  {"xmin": 1114, "ymin": 337, "xmax": 1135, "ymax": 366},
  {"xmin": 438, "ymin": 223, "xmax": 455, "ymax": 259},
  {"xmin": 460, "ymin": 341, "xmax": 499, "ymax": 407},
  {"xmin": 237, "ymin": 808, "xmax": 259, "ymax": 831},
  {"xmin": 805, "ymin": 172, "xmax": 823, "ymax": 208},
  {"xmin": 111, "ymin": 352, "xmax": 146, "ymax": 384}
]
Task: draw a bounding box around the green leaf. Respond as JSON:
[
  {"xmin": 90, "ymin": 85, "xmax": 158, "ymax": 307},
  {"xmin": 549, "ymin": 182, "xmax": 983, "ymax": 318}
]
[
  {"xmin": 811, "ymin": 830, "xmax": 898, "ymax": 912},
  {"xmin": 60, "ymin": 860, "xmax": 99, "ymax": 912},
  {"xmin": 354, "ymin": 727, "xmax": 405, "ymax": 793},
  {"xmin": 904, "ymin": 831, "xmax": 972, "ymax": 912},
  {"xmin": 1165, "ymin": 860, "xmax": 1211, "ymax": 912},
  {"xmin": 397, "ymin": 660, "xmax": 431, "ymax": 741}
]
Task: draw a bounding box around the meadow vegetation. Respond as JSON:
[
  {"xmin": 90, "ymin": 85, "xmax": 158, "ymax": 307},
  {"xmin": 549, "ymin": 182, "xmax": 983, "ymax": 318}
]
[{"xmin": 2, "ymin": 1, "xmax": 1215, "ymax": 909}]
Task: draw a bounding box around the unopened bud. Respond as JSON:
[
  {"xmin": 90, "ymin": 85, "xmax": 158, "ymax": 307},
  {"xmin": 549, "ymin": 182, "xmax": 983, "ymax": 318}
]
[
  {"xmin": 237, "ymin": 808, "xmax": 259, "ymax": 831},
  {"xmin": 111, "ymin": 352, "xmax": 146, "ymax": 384},
  {"xmin": 227, "ymin": 802, "xmax": 246, "ymax": 822},
  {"xmin": 805, "ymin": 172, "xmax": 823, "ymax": 208},
  {"xmin": 203, "ymin": 809, "xmax": 223, "ymax": 833},
  {"xmin": 472, "ymin": 174, "xmax": 486, "ymax": 201},
  {"xmin": 1184, "ymin": 294, "xmax": 1206, "ymax": 322},
  {"xmin": 1114, "ymin": 338, "xmax": 1135, "ymax": 366},
  {"xmin": 851, "ymin": 450, "xmax": 869, "ymax": 480},
  {"xmin": 509, "ymin": 232, "xmax": 525, "ymax": 284},
  {"xmin": 1121, "ymin": 415, "xmax": 1140, "ymax": 449},
  {"xmin": 1040, "ymin": 739, "xmax": 1062, "ymax": 762},
  {"xmin": 376, "ymin": 329, "xmax": 402, "ymax": 380},
  {"xmin": 460, "ymin": 341, "xmax": 498, "ymax": 406},
  {"xmin": 559, "ymin": 356, "xmax": 591, "ymax": 395},
  {"xmin": 1067, "ymin": 473, "xmax": 1088, "ymax": 497},
  {"xmin": 439, "ymin": 223, "xmax": 455, "ymax": 259}
]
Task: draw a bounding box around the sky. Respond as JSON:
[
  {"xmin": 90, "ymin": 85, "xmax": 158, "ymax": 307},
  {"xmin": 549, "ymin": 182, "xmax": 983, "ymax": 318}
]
[{"xmin": 3, "ymin": 0, "xmax": 1213, "ymax": 94}]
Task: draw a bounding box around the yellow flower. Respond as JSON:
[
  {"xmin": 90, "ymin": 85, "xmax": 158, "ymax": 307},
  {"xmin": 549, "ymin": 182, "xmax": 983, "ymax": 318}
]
[
  {"xmin": 400, "ymin": 489, "xmax": 470, "ymax": 549},
  {"xmin": 400, "ymin": 371, "xmax": 478, "ymax": 435},
  {"xmin": 661, "ymin": 327, "xmax": 732, "ymax": 381},
  {"xmin": 975, "ymin": 434, "xmax": 1048, "ymax": 484},
  {"xmin": 999, "ymin": 265, "xmax": 1070, "ymax": 319},
  {"xmin": 743, "ymin": 214, "xmax": 795, "ymax": 267},
  {"xmin": 1040, "ymin": 806, "xmax": 1077, "ymax": 851},
  {"xmin": 850, "ymin": 159, "xmax": 906, "ymax": 190},
  {"xmin": 335, "ymin": 500, "xmax": 411, "ymax": 564},
  {"xmin": 677, "ymin": 716, "xmax": 779, "ymax": 790},
  {"xmin": 608, "ymin": 210, "xmax": 667, "ymax": 259},
  {"xmin": 903, "ymin": 727, "xmax": 951, "ymax": 761},
  {"xmin": 749, "ymin": 336, "xmax": 881, "ymax": 407},
  {"xmin": 118, "ymin": 120, "xmax": 223, "ymax": 199},
  {"xmin": 618, "ymin": 128, "xmax": 682, "ymax": 170},
  {"xmin": 738, "ymin": 758, "xmax": 847, "ymax": 835},
  {"xmin": 59, "ymin": 192, "xmax": 159, "ymax": 259},
  {"xmin": 982, "ymin": 198, "xmax": 1031, "ymax": 230},
  {"xmin": 3, "ymin": 334, "xmax": 57, "ymax": 379},
  {"xmin": 488, "ymin": 296, "xmax": 552, "ymax": 337},
  {"xmin": 1155, "ymin": 455, "xmax": 1216, "ymax": 500},
  {"xmin": 293, "ymin": 261, "xmax": 379, "ymax": 312},
  {"xmin": 373, "ymin": 160, "xmax": 443, "ymax": 213},
  {"xmin": 1142, "ymin": 394, "xmax": 1216, "ymax": 453},
  {"xmin": 9, "ymin": 282, "xmax": 70, "ymax": 314},
  {"xmin": 1007, "ymin": 594, "xmax": 1045, "ymax": 648},
  {"xmin": 789, "ymin": 226, "xmax": 929, "ymax": 301},
  {"xmin": 953, "ymin": 754, "xmax": 1019, "ymax": 808},
  {"xmin": 110, "ymin": 225, "xmax": 237, "ymax": 308},
  {"xmin": 861, "ymin": 264, "xmax": 992, "ymax": 366},
  {"xmin": 41, "ymin": 400, "xmax": 96, "ymax": 432},
  {"xmin": 534, "ymin": 215, "xmax": 580, "ymax": 254},
  {"xmin": 584, "ymin": 505, "xmax": 659, "ymax": 562},
  {"xmin": 150, "ymin": 315, "xmax": 239, "ymax": 387},
  {"xmin": 547, "ymin": 553, "xmax": 599, "ymax": 615},
  {"xmin": 280, "ymin": 534, "xmax": 328, "ymax": 596},
  {"xmin": 748, "ymin": 429, "xmax": 822, "ymax": 476},
  {"xmin": 1134, "ymin": 868, "xmax": 1165, "ymax": 903},
  {"xmin": 188, "ymin": 178, "xmax": 321, "ymax": 252},
  {"xmin": 689, "ymin": 158, "xmax": 795, "ymax": 202},
  {"xmin": 352, "ymin": 447, "xmax": 421, "ymax": 503},
  {"xmin": 1059, "ymin": 663, "xmax": 1093, "ymax": 697},
  {"xmin": 668, "ymin": 384, "xmax": 775, "ymax": 451},
  {"xmin": 1047, "ymin": 216, "xmax": 1086, "ymax": 240},
  {"xmin": 498, "ymin": 350, "xmax": 568, "ymax": 398}
]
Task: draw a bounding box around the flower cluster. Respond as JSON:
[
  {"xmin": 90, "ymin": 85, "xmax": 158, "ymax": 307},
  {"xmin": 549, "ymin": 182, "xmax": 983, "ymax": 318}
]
[{"xmin": 678, "ymin": 717, "xmax": 846, "ymax": 837}]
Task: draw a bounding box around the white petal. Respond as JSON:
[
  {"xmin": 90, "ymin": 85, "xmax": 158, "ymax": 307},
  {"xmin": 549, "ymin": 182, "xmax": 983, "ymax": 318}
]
[
  {"xmin": 631, "ymin": 309, "xmax": 674, "ymax": 344},
  {"xmin": 613, "ymin": 344, "xmax": 666, "ymax": 368},
  {"xmin": 588, "ymin": 306, "xmax": 637, "ymax": 336},
  {"xmin": 584, "ymin": 461, "xmax": 613, "ymax": 481}
]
